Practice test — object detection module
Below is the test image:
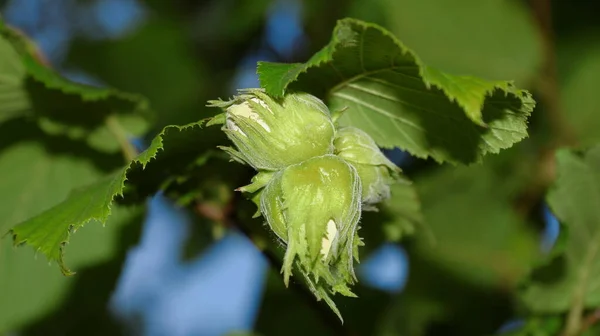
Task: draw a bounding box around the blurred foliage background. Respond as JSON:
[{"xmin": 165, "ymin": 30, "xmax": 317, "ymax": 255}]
[{"xmin": 1, "ymin": 0, "xmax": 600, "ymax": 335}]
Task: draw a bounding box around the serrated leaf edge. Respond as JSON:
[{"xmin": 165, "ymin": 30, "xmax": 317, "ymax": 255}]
[
  {"xmin": 8, "ymin": 120, "xmax": 206, "ymax": 275},
  {"xmin": 257, "ymin": 17, "xmax": 535, "ymax": 142}
]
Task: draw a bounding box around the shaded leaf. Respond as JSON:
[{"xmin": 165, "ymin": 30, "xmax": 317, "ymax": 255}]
[
  {"xmin": 225, "ymin": 332, "xmax": 263, "ymax": 336},
  {"xmin": 376, "ymin": 248, "xmax": 515, "ymax": 336},
  {"xmin": 559, "ymin": 38, "xmax": 600, "ymax": 146},
  {"xmin": 380, "ymin": 0, "xmax": 543, "ymax": 85},
  {"xmin": 381, "ymin": 177, "xmax": 423, "ymax": 241},
  {"xmin": 16, "ymin": 207, "xmax": 144, "ymax": 336},
  {"xmin": 0, "ymin": 27, "xmax": 26, "ymax": 123},
  {"xmin": 360, "ymin": 177, "xmax": 423, "ymax": 250},
  {"xmin": 496, "ymin": 316, "xmax": 562, "ymax": 336},
  {"xmin": 8, "ymin": 119, "xmax": 209, "ymax": 274},
  {"xmin": 258, "ymin": 18, "xmax": 534, "ymax": 164},
  {"xmin": 255, "ymin": 270, "xmax": 344, "ymax": 336},
  {"xmin": 0, "ymin": 206, "xmax": 141, "ymax": 333},
  {"xmin": 66, "ymin": 18, "xmax": 205, "ymax": 129},
  {"xmin": 0, "ymin": 21, "xmax": 153, "ymax": 153},
  {"xmin": 0, "ymin": 117, "xmax": 142, "ymax": 331},
  {"xmin": 520, "ymin": 146, "xmax": 600, "ymax": 313},
  {"xmin": 415, "ymin": 161, "xmax": 538, "ymax": 288}
]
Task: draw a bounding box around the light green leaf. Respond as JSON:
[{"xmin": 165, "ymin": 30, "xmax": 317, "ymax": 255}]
[
  {"xmin": 0, "ymin": 206, "xmax": 141, "ymax": 333},
  {"xmin": 0, "ymin": 29, "xmax": 26, "ymax": 123},
  {"xmin": 8, "ymin": 119, "xmax": 207, "ymax": 274},
  {"xmin": 0, "ymin": 119, "xmax": 123, "ymax": 234},
  {"xmin": 9, "ymin": 173, "xmax": 126, "ymax": 275},
  {"xmin": 258, "ymin": 18, "xmax": 534, "ymax": 164},
  {"xmin": 0, "ymin": 117, "xmax": 143, "ymax": 331},
  {"xmin": 0, "ymin": 21, "xmax": 153, "ymax": 153},
  {"xmin": 520, "ymin": 146, "xmax": 600, "ymax": 313}
]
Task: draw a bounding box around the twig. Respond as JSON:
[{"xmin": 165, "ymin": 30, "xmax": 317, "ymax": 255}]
[{"xmin": 105, "ymin": 114, "xmax": 138, "ymax": 162}]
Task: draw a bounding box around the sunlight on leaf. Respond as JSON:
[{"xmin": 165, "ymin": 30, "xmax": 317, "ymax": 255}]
[{"xmin": 258, "ymin": 18, "xmax": 534, "ymax": 164}]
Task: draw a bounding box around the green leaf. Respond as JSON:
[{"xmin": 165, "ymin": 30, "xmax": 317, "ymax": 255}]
[
  {"xmin": 258, "ymin": 18, "xmax": 534, "ymax": 164},
  {"xmin": 0, "ymin": 119, "xmax": 124, "ymax": 232},
  {"xmin": 360, "ymin": 177, "xmax": 423, "ymax": 247},
  {"xmin": 0, "ymin": 21, "xmax": 153, "ymax": 153},
  {"xmin": 381, "ymin": 178, "xmax": 423, "ymax": 241},
  {"xmin": 0, "ymin": 206, "xmax": 141, "ymax": 333},
  {"xmin": 559, "ymin": 38, "xmax": 600, "ymax": 146},
  {"xmin": 376, "ymin": 293, "xmax": 445, "ymax": 336},
  {"xmin": 9, "ymin": 173, "xmax": 127, "ymax": 275},
  {"xmin": 0, "ymin": 116, "xmax": 143, "ymax": 331},
  {"xmin": 415, "ymin": 162, "xmax": 538, "ymax": 287},
  {"xmin": 8, "ymin": 119, "xmax": 208, "ymax": 275},
  {"xmin": 0, "ymin": 28, "xmax": 26, "ymax": 123},
  {"xmin": 66, "ymin": 18, "xmax": 204, "ymax": 129},
  {"xmin": 377, "ymin": 246, "xmax": 518, "ymax": 336},
  {"xmin": 496, "ymin": 316, "xmax": 562, "ymax": 336},
  {"xmin": 520, "ymin": 146, "xmax": 600, "ymax": 313},
  {"xmin": 225, "ymin": 332, "xmax": 263, "ymax": 336},
  {"xmin": 379, "ymin": 0, "xmax": 543, "ymax": 85}
]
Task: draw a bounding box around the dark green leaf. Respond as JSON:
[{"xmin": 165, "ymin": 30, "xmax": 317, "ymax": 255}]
[
  {"xmin": 521, "ymin": 146, "xmax": 600, "ymax": 313},
  {"xmin": 559, "ymin": 39, "xmax": 600, "ymax": 146},
  {"xmin": 496, "ymin": 316, "xmax": 562, "ymax": 336},
  {"xmin": 66, "ymin": 18, "xmax": 204, "ymax": 129},
  {"xmin": 360, "ymin": 177, "xmax": 423, "ymax": 250},
  {"xmin": 377, "ymin": 249, "xmax": 516, "ymax": 336},
  {"xmin": 415, "ymin": 162, "xmax": 538, "ymax": 288},
  {"xmin": 381, "ymin": 178, "xmax": 423, "ymax": 241},
  {"xmin": 0, "ymin": 21, "xmax": 153, "ymax": 153}
]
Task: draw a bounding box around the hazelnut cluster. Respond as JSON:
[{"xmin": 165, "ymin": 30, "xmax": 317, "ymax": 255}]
[{"xmin": 208, "ymin": 89, "xmax": 399, "ymax": 320}]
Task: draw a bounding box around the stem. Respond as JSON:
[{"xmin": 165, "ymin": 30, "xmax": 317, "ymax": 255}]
[{"xmin": 105, "ymin": 114, "xmax": 138, "ymax": 162}]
